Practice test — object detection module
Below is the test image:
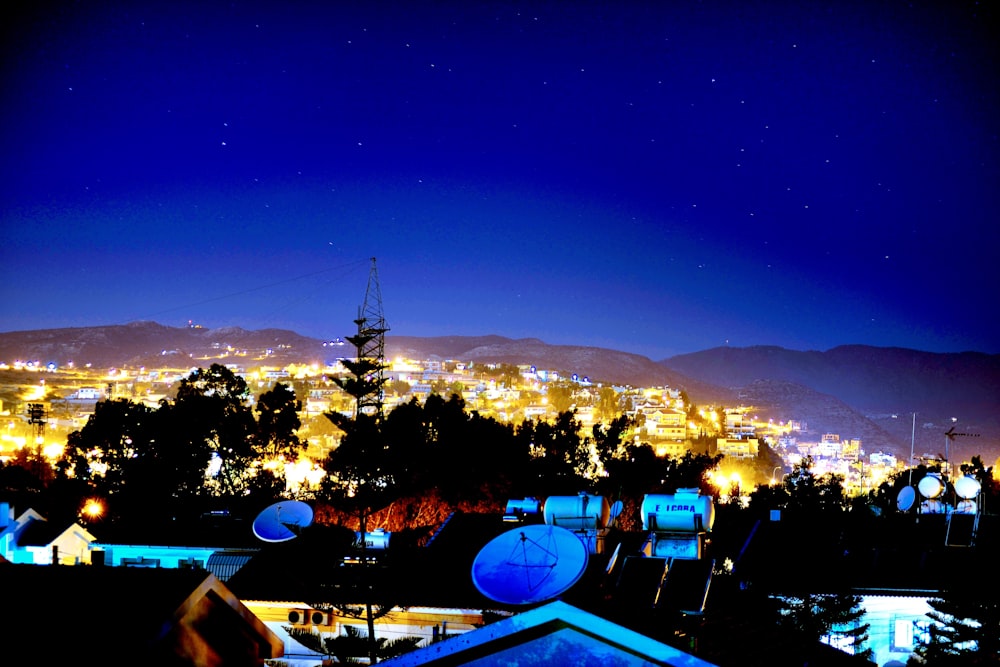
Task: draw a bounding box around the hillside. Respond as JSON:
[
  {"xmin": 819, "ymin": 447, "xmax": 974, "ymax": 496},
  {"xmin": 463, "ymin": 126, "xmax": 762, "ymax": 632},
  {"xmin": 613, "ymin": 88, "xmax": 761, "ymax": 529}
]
[
  {"xmin": 0, "ymin": 321, "xmax": 332, "ymax": 369},
  {"xmin": 2, "ymin": 323, "xmax": 996, "ymax": 462},
  {"xmin": 663, "ymin": 346, "xmax": 1000, "ymax": 462},
  {"xmin": 386, "ymin": 335, "xmax": 734, "ymax": 404}
]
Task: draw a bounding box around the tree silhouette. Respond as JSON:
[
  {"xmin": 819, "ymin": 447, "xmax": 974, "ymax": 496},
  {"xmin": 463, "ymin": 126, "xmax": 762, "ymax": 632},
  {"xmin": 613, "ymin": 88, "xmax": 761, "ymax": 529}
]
[
  {"xmin": 286, "ymin": 624, "xmax": 422, "ymax": 663},
  {"xmin": 774, "ymin": 592, "xmax": 871, "ymax": 660},
  {"xmin": 173, "ymin": 364, "xmax": 257, "ymax": 497},
  {"xmin": 254, "ymin": 382, "xmax": 303, "ymax": 460},
  {"xmin": 909, "ymin": 580, "xmax": 1000, "ymax": 665},
  {"xmin": 63, "ymin": 398, "xmax": 151, "ymax": 494}
]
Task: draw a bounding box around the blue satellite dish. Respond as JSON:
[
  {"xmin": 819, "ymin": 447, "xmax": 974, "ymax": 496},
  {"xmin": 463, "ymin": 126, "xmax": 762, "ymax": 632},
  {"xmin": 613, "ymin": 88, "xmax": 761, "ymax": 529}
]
[
  {"xmin": 253, "ymin": 500, "xmax": 314, "ymax": 543},
  {"xmin": 896, "ymin": 486, "xmax": 916, "ymax": 512},
  {"xmin": 472, "ymin": 524, "xmax": 589, "ymax": 605}
]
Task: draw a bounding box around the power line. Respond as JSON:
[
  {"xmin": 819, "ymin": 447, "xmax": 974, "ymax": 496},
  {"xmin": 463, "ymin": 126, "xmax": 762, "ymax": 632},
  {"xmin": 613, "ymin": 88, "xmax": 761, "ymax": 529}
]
[{"xmin": 131, "ymin": 258, "xmax": 370, "ymax": 324}]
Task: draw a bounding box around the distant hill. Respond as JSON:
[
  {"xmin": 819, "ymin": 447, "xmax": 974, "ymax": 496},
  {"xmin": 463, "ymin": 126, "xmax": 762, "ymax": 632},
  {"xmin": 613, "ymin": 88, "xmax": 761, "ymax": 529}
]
[
  {"xmin": 386, "ymin": 335, "xmax": 734, "ymax": 404},
  {"xmin": 0, "ymin": 321, "xmax": 331, "ymax": 369},
  {"xmin": 2, "ymin": 323, "xmax": 996, "ymax": 462},
  {"xmin": 662, "ymin": 345, "xmax": 1000, "ymax": 463}
]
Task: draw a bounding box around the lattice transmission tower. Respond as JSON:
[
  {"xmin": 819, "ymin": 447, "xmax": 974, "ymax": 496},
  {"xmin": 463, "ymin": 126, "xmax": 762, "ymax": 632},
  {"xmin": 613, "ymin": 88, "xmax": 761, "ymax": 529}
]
[{"xmin": 335, "ymin": 257, "xmax": 390, "ymax": 418}]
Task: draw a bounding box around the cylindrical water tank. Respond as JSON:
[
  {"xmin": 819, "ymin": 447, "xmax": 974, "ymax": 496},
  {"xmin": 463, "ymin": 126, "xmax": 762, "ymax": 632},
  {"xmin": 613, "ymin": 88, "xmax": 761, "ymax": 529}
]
[
  {"xmin": 921, "ymin": 498, "xmax": 945, "ymax": 514},
  {"xmin": 542, "ymin": 494, "xmax": 610, "ymax": 530},
  {"xmin": 641, "ymin": 490, "xmax": 715, "ymax": 532},
  {"xmin": 954, "ymin": 475, "xmax": 982, "ymax": 500},
  {"xmin": 917, "ymin": 473, "xmax": 944, "ymax": 499},
  {"xmin": 504, "ymin": 497, "xmax": 542, "ymax": 516}
]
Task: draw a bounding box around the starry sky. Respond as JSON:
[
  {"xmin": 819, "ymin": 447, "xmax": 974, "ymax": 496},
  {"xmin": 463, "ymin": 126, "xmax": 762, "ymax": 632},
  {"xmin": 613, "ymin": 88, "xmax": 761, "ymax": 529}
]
[{"xmin": 1, "ymin": 1, "xmax": 997, "ymax": 360}]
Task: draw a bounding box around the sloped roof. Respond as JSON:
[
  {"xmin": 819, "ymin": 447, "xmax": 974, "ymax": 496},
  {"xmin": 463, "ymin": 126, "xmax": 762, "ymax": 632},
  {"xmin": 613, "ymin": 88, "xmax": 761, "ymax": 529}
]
[
  {"xmin": 0, "ymin": 563, "xmax": 283, "ymax": 666},
  {"xmin": 90, "ymin": 512, "xmax": 261, "ymax": 549},
  {"xmin": 379, "ymin": 600, "xmax": 718, "ymax": 667},
  {"xmin": 17, "ymin": 517, "xmax": 94, "ymax": 547}
]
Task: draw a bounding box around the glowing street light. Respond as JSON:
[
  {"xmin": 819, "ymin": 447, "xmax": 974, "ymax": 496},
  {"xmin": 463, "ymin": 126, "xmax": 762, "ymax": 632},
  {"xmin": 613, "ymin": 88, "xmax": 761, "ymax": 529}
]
[{"xmin": 81, "ymin": 498, "xmax": 104, "ymax": 521}]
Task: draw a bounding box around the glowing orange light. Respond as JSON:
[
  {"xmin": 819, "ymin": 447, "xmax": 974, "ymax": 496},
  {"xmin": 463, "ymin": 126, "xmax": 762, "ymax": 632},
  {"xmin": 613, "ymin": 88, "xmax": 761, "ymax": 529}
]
[{"xmin": 82, "ymin": 498, "xmax": 104, "ymax": 519}]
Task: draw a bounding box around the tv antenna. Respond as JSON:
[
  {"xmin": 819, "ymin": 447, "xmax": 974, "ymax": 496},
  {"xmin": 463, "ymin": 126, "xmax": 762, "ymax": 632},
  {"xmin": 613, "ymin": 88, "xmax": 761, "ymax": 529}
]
[{"xmin": 944, "ymin": 426, "xmax": 980, "ymax": 475}]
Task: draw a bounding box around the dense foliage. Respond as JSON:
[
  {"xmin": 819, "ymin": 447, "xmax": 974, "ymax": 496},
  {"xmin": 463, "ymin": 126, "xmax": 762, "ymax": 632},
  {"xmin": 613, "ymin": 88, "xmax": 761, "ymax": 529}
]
[{"xmin": 55, "ymin": 364, "xmax": 304, "ymax": 521}]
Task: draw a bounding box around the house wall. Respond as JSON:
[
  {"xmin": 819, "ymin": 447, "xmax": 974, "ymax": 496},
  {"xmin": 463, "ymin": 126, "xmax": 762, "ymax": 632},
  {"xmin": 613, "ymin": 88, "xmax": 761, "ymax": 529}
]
[
  {"xmin": 245, "ymin": 601, "xmax": 485, "ymax": 666},
  {"xmin": 859, "ymin": 595, "xmax": 933, "ymax": 667},
  {"xmin": 93, "ymin": 544, "xmax": 218, "ymax": 569},
  {"xmin": 819, "ymin": 594, "xmax": 933, "ymax": 666}
]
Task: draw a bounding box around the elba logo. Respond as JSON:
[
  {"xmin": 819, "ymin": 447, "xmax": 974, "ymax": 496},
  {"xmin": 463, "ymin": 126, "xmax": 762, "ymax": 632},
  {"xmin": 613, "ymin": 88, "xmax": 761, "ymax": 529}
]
[{"xmin": 654, "ymin": 504, "xmax": 696, "ymax": 512}]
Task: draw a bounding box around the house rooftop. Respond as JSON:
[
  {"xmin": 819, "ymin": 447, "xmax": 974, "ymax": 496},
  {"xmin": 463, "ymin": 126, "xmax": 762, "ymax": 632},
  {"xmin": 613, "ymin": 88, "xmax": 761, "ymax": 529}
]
[
  {"xmin": 0, "ymin": 562, "xmax": 283, "ymax": 666},
  {"xmin": 379, "ymin": 600, "xmax": 719, "ymax": 667}
]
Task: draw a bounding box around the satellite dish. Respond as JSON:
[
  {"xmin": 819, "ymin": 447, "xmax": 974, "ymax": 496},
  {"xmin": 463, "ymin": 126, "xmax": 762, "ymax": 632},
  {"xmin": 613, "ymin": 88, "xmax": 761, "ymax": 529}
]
[
  {"xmin": 253, "ymin": 500, "xmax": 313, "ymax": 542},
  {"xmin": 917, "ymin": 473, "xmax": 944, "ymax": 499},
  {"xmin": 608, "ymin": 500, "xmax": 623, "ymax": 528},
  {"xmin": 954, "ymin": 475, "xmax": 982, "ymax": 500},
  {"xmin": 896, "ymin": 486, "xmax": 916, "ymax": 512},
  {"xmin": 471, "ymin": 524, "xmax": 588, "ymax": 605}
]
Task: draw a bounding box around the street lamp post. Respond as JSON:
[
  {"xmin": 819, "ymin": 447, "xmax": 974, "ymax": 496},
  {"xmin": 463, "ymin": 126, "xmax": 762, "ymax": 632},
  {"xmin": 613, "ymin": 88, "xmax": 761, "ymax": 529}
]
[{"xmin": 772, "ymin": 466, "xmax": 782, "ymax": 485}]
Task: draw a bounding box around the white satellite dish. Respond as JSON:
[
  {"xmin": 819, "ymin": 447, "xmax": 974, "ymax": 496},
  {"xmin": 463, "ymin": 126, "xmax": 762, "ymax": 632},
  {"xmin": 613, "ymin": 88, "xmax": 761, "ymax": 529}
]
[
  {"xmin": 471, "ymin": 524, "xmax": 588, "ymax": 605},
  {"xmin": 252, "ymin": 500, "xmax": 314, "ymax": 542},
  {"xmin": 954, "ymin": 475, "xmax": 982, "ymax": 500},
  {"xmin": 896, "ymin": 486, "xmax": 916, "ymax": 512},
  {"xmin": 917, "ymin": 473, "xmax": 944, "ymax": 499}
]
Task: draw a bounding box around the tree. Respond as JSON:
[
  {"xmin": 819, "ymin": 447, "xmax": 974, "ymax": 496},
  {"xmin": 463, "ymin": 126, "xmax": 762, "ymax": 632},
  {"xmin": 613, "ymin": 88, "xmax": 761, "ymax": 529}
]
[
  {"xmin": 591, "ymin": 415, "xmax": 631, "ymax": 472},
  {"xmin": 61, "ymin": 395, "xmax": 213, "ymax": 522},
  {"xmin": 595, "ymin": 386, "xmax": 621, "ymax": 422},
  {"xmin": 547, "ymin": 383, "xmax": 575, "ymax": 413},
  {"xmin": 517, "ymin": 411, "xmax": 588, "ymax": 495},
  {"xmin": 63, "ymin": 398, "xmax": 154, "ymax": 495},
  {"xmin": 386, "ymin": 379, "xmax": 412, "ymax": 396},
  {"xmin": 909, "ymin": 581, "xmax": 1000, "ymax": 665},
  {"xmin": 287, "ymin": 624, "xmax": 422, "ymax": 663},
  {"xmin": 750, "ymin": 456, "xmax": 847, "ymax": 517},
  {"xmin": 173, "ymin": 364, "xmax": 257, "ymax": 497},
  {"xmin": 775, "ymin": 592, "xmax": 872, "ymax": 660},
  {"xmin": 254, "ymin": 382, "xmax": 304, "ymax": 459},
  {"xmin": 321, "ymin": 411, "xmax": 397, "ymax": 526},
  {"xmin": 960, "ymin": 455, "xmax": 997, "ymax": 511}
]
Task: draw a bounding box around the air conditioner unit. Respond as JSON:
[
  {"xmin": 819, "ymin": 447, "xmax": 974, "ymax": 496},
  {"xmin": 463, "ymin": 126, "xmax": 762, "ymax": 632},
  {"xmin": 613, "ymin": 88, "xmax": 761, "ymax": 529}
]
[
  {"xmin": 287, "ymin": 609, "xmax": 311, "ymax": 625},
  {"xmin": 309, "ymin": 610, "xmax": 332, "ymax": 626}
]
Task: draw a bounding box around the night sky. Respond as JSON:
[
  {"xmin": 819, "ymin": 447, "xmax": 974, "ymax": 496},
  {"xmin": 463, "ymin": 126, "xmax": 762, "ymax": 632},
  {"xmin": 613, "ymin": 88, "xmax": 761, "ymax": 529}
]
[{"xmin": 2, "ymin": 1, "xmax": 997, "ymax": 360}]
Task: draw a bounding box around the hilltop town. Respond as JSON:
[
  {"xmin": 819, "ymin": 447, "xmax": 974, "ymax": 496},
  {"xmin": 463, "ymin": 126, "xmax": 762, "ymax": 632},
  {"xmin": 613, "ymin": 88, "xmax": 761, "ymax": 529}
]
[{"xmin": 1, "ymin": 340, "xmax": 903, "ymax": 499}]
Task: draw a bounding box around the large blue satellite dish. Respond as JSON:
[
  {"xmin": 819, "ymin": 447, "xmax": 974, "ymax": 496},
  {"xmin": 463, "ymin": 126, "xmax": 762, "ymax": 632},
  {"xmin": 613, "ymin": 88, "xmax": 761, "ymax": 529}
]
[
  {"xmin": 472, "ymin": 524, "xmax": 589, "ymax": 605},
  {"xmin": 252, "ymin": 500, "xmax": 314, "ymax": 543},
  {"xmin": 896, "ymin": 486, "xmax": 916, "ymax": 512}
]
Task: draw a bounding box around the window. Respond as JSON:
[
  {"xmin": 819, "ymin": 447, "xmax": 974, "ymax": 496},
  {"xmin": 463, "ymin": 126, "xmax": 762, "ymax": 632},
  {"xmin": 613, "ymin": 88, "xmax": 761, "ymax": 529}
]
[{"xmin": 891, "ymin": 617, "xmax": 913, "ymax": 651}]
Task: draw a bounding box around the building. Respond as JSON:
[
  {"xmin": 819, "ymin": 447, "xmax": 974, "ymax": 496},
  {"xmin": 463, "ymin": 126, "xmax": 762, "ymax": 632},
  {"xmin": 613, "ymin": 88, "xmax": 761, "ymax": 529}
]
[
  {"xmin": 0, "ymin": 503, "xmax": 95, "ymax": 564},
  {"xmin": 0, "ymin": 563, "xmax": 283, "ymax": 666},
  {"xmin": 380, "ymin": 600, "xmax": 719, "ymax": 666},
  {"xmin": 715, "ymin": 437, "xmax": 759, "ymax": 460}
]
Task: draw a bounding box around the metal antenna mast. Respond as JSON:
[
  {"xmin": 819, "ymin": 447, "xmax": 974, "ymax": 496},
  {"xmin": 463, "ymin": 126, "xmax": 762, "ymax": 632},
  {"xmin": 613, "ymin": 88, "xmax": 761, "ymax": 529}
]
[
  {"xmin": 27, "ymin": 403, "xmax": 47, "ymax": 444},
  {"xmin": 944, "ymin": 425, "xmax": 980, "ymax": 476},
  {"xmin": 337, "ymin": 258, "xmax": 390, "ymax": 418}
]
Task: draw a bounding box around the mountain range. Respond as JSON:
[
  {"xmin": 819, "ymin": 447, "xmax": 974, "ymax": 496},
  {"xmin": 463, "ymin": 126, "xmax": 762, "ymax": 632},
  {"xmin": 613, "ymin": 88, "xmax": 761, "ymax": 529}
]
[{"xmin": 1, "ymin": 322, "xmax": 997, "ymax": 464}]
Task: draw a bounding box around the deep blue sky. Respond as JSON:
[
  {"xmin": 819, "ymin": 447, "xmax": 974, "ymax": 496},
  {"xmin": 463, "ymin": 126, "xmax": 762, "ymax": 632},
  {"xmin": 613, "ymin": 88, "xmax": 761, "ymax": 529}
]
[{"xmin": 1, "ymin": 1, "xmax": 997, "ymax": 359}]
